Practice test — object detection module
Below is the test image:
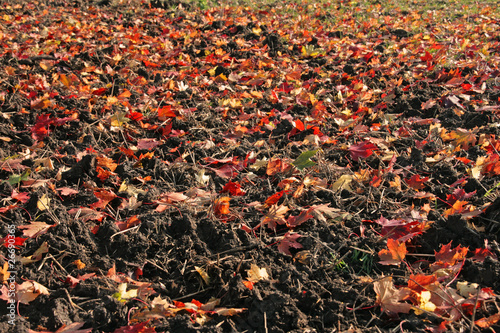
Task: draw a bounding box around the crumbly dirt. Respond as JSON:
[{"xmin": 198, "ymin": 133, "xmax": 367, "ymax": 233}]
[{"xmin": 0, "ymin": 1, "xmax": 499, "ymax": 332}]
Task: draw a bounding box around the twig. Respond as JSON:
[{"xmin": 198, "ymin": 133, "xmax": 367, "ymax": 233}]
[
  {"xmin": 172, "ymin": 287, "xmax": 214, "ymax": 301},
  {"xmin": 110, "ymin": 225, "xmax": 141, "ymax": 240},
  {"xmin": 64, "ymin": 288, "xmax": 84, "ymax": 311}
]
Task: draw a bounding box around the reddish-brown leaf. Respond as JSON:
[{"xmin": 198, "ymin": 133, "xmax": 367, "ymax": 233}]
[
  {"xmin": 349, "ymin": 141, "xmax": 378, "ymax": 160},
  {"xmin": 277, "ymin": 232, "xmax": 303, "ymax": 255}
]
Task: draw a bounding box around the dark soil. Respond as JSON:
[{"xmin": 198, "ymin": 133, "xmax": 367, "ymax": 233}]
[{"xmin": 0, "ymin": 1, "xmax": 499, "ymax": 332}]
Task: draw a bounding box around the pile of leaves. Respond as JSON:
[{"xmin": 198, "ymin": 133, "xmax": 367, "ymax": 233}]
[{"xmin": 0, "ymin": 0, "xmax": 500, "ymax": 331}]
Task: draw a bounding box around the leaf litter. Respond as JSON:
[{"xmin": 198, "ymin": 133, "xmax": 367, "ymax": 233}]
[{"xmin": 0, "ymin": 0, "xmax": 499, "ymax": 332}]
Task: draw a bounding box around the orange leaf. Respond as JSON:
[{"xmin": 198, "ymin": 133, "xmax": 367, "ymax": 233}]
[
  {"xmin": 158, "ymin": 105, "xmax": 176, "ymax": 120},
  {"xmin": 265, "ymin": 190, "xmax": 285, "ymax": 206},
  {"xmin": 90, "ymin": 189, "xmax": 117, "ymax": 210},
  {"xmin": 475, "ymin": 313, "xmax": 500, "ymax": 329},
  {"xmin": 443, "ymin": 200, "xmax": 468, "ymax": 218},
  {"xmin": 378, "ymin": 238, "xmax": 407, "ymax": 265},
  {"xmin": 214, "ymin": 197, "xmax": 230, "ymax": 216},
  {"xmin": 407, "ymin": 274, "xmax": 437, "ymax": 292},
  {"xmin": 97, "ymin": 156, "xmax": 118, "ymax": 172},
  {"xmin": 259, "ymin": 204, "xmax": 289, "ymax": 230},
  {"xmin": 266, "ymin": 158, "xmax": 284, "ymax": 176}
]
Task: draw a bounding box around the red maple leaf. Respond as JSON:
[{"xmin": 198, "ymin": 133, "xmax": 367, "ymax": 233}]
[
  {"xmin": 407, "ymin": 274, "xmax": 437, "ymax": 293},
  {"xmin": 349, "ymin": 141, "xmax": 378, "ymax": 160},
  {"xmin": 265, "ymin": 190, "xmax": 286, "ymax": 206},
  {"xmin": 277, "ymin": 232, "xmax": 303, "ymax": 255},
  {"xmin": 405, "ymin": 174, "xmax": 429, "ymax": 190},
  {"xmin": 1, "ymin": 236, "xmax": 27, "ymax": 248},
  {"xmin": 431, "ymin": 241, "xmax": 468, "ymax": 272},
  {"xmin": 221, "ymin": 181, "xmax": 246, "ymax": 196},
  {"xmin": 90, "ymin": 189, "xmax": 117, "ymax": 210},
  {"xmin": 286, "ymin": 209, "xmax": 313, "ymax": 227}
]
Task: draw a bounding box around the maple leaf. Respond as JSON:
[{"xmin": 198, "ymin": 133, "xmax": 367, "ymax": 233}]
[
  {"xmin": 349, "ymin": 141, "xmax": 378, "ymax": 160},
  {"xmin": 96, "ymin": 155, "xmax": 118, "ymax": 172},
  {"xmin": 116, "ymin": 215, "xmax": 141, "ymax": 232},
  {"xmin": 57, "ymin": 187, "xmax": 79, "ymax": 196},
  {"xmin": 266, "ymin": 158, "xmax": 290, "ymax": 176},
  {"xmin": 475, "ymin": 313, "xmax": 500, "ymax": 329},
  {"xmin": 431, "ymin": 241, "xmax": 468, "ymax": 272},
  {"xmin": 378, "ymin": 238, "xmax": 407, "ymax": 265},
  {"xmin": 443, "ymin": 200, "xmax": 468, "ymax": 218},
  {"xmin": 21, "ymin": 241, "xmax": 49, "ymax": 264},
  {"xmin": 470, "ymin": 247, "xmax": 497, "ymax": 262},
  {"xmin": 90, "ymin": 189, "xmax": 117, "ymax": 210},
  {"xmin": 213, "ymin": 197, "xmax": 230, "ymax": 216},
  {"xmin": 258, "ymin": 204, "xmax": 289, "ymax": 230},
  {"xmin": 449, "ymin": 128, "xmax": 477, "ymax": 150},
  {"xmin": 0, "ymin": 262, "xmax": 10, "ymax": 283},
  {"xmin": 446, "ymin": 188, "xmax": 475, "ymax": 205},
  {"xmin": 11, "ymin": 189, "xmax": 30, "ymax": 203},
  {"xmin": 264, "ymin": 190, "xmax": 286, "ymax": 206},
  {"xmin": 65, "ymin": 273, "xmax": 96, "ymax": 288},
  {"xmin": 373, "ymin": 276, "xmax": 412, "ymax": 315},
  {"xmin": 286, "ymin": 209, "xmax": 314, "ymax": 227},
  {"xmin": 277, "ymin": 232, "xmax": 303, "ymax": 255},
  {"xmin": 220, "ymin": 181, "xmax": 245, "ymax": 196},
  {"xmin": 137, "ymin": 138, "xmax": 161, "ymax": 150},
  {"xmin": 407, "ymin": 274, "xmax": 437, "ymax": 293},
  {"xmin": 405, "ymin": 174, "xmax": 429, "ymax": 190}
]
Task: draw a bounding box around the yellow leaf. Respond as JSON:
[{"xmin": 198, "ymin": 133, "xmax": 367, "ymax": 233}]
[
  {"xmin": 59, "ymin": 73, "xmax": 71, "ymax": 87},
  {"xmin": 110, "ymin": 111, "xmax": 130, "ymax": 127},
  {"xmin": 195, "ymin": 266, "xmax": 210, "ymax": 285},
  {"xmin": 37, "ymin": 194, "xmax": 50, "ymax": 211},
  {"xmin": 247, "ymin": 264, "xmax": 269, "ymax": 282}
]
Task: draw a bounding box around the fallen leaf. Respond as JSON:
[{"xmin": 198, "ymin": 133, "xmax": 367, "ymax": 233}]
[
  {"xmin": 277, "ymin": 232, "xmax": 303, "ymax": 255},
  {"xmin": 17, "ymin": 280, "xmax": 50, "ymax": 304},
  {"xmin": 247, "ymin": 264, "xmax": 269, "ymax": 282},
  {"xmin": 349, "ymin": 141, "xmax": 378, "ymax": 160},
  {"xmin": 373, "ymin": 276, "xmax": 412, "ymax": 315},
  {"xmin": 405, "ymin": 174, "xmax": 429, "ymax": 190},
  {"xmin": 21, "ymin": 241, "xmax": 49, "ymax": 264},
  {"xmin": 292, "ymin": 149, "xmax": 318, "ymax": 171},
  {"xmin": 475, "ymin": 313, "xmax": 500, "ymax": 329},
  {"xmin": 378, "ymin": 238, "xmax": 407, "ymax": 265},
  {"xmin": 18, "ymin": 222, "xmax": 54, "ymax": 238},
  {"xmin": 286, "ymin": 209, "xmax": 314, "ymax": 227},
  {"xmin": 214, "ymin": 197, "xmax": 230, "ymax": 216}
]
